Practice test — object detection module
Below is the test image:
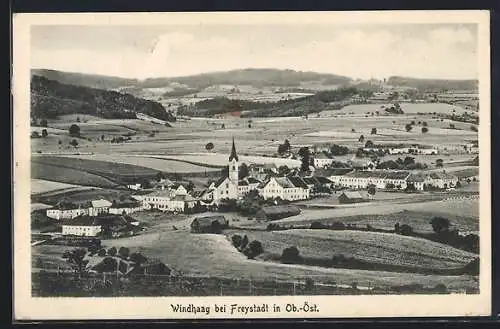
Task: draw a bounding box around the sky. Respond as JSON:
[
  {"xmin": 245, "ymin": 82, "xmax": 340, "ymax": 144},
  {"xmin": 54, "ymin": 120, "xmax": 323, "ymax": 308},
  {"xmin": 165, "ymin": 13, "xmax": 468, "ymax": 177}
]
[{"xmin": 30, "ymin": 23, "xmax": 478, "ymax": 81}]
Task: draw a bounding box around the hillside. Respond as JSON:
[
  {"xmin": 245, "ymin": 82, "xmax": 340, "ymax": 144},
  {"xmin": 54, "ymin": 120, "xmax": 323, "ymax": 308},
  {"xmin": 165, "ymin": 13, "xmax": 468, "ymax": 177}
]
[
  {"xmin": 181, "ymin": 86, "xmax": 365, "ymax": 117},
  {"xmin": 31, "ymin": 69, "xmax": 139, "ymax": 90},
  {"xmin": 141, "ymin": 68, "xmax": 352, "ymax": 89},
  {"xmin": 31, "ymin": 75, "xmax": 176, "ymax": 122},
  {"xmin": 387, "ymin": 76, "xmax": 478, "ymax": 92}
]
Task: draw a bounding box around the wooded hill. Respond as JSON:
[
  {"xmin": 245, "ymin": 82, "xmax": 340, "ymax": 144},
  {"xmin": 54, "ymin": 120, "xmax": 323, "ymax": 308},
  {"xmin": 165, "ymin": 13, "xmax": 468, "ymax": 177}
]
[
  {"xmin": 387, "ymin": 76, "xmax": 478, "ymax": 92},
  {"xmin": 180, "ymin": 87, "xmax": 369, "ymax": 117},
  {"xmin": 31, "ymin": 75, "xmax": 176, "ymax": 122}
]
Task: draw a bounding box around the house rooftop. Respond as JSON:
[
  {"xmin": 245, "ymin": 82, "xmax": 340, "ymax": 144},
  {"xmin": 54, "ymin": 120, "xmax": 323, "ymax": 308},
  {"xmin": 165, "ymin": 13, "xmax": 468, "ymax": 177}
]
[
  {"xmin": 91, "ymin": 199, "xmax": 113, "ymax": 208},
  {"xmin": 192, "ymin": 215, "xmax": 228, "ymax": 227}
]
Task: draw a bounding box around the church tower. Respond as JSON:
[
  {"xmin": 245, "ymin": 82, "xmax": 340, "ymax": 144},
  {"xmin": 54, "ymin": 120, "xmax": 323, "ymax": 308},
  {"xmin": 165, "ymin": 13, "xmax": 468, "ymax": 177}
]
[{"xmin": 228, "ymin": 137, "xmax": 239, "ymax": 183}]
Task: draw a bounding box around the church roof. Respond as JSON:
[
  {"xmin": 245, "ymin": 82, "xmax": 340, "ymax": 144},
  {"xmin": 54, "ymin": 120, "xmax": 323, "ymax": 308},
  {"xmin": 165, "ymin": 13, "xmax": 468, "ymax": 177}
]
[{"xmin": 229, "ymin": 137, "xmax": 239, "ymax": 162}]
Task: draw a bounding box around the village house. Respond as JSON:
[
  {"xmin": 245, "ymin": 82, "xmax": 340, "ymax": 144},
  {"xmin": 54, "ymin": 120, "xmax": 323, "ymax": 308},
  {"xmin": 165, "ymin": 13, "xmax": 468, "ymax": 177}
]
[
  {"xmin": 109, "ymin": 199, "xmax": 143, "ymax": 215},
  {"xmin": 141, "ymin": 188, "xmax": 197, "ymax": 213},
  {"xmin": 127, "ymin": 183, "xmax": 142, "ymax": 191},
  {"xmin": 348, "ymin": 159, "xmax": 376, "ymax": 171},
  {"xmin": 313, "ymin": 153, "xmax": 335, "ymax": 168},
  {"xmin": 237, "ymin": 176, "xmax": 261, "ymax": 196},
  {"xmin": 258, "ymin": 176, "xmax": 310, "ymax": 201},
  {"xmin": 46, "ymin": 202, "xmax": 89, "ymax": 220},
  {"xmin": 425, "ymin": 172, "xmax": 459, "ymax": 189},
  {"xmin": 61, "ymin": 216, "xmax": 102, "ymax": 237},
  {"xmin": 88, "ymin": 199, "xmax": 113, "ymax": 216},
  {"xmin": 190, "ymin": 215, "xmax": 229, "ymax": 234},
  {"xmin": 336, "ymin": 170, "xmax": 411, "ymax": 190}
]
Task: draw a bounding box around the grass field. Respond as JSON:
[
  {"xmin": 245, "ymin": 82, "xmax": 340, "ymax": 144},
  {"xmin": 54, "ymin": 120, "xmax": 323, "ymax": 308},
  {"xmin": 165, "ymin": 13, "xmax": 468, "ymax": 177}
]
[
  {"xmin": 272, "ymin": 210, "xmax": 478, "ymax": 235},
  {"xmin": 32, "ymin": 155, "xmax": 159, "ymax": 182},
  {"xmin": 31, "ymin": 179, "xmax": 84, "ymax": 195},
  {"xmin": 273, "ymin": 198, "xmax": 479, "ymax": 225},
  {"xmin": 31, "ymin": 161, "xmax": 119, "ymax": 189},
  {"xmin": 60, "ymin": 154, "xmax": 223, "ymax": 173},
  {"xmin": 225, "ymin": 229, "xmax": 476, "ymax": 271}
]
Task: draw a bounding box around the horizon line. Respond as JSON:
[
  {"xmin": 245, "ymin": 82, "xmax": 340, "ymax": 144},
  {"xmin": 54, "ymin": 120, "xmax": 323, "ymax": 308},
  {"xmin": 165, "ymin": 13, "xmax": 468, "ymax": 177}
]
[{"xmin": 30, "ymin": 66, "xmax": 480, "ymax": 82}]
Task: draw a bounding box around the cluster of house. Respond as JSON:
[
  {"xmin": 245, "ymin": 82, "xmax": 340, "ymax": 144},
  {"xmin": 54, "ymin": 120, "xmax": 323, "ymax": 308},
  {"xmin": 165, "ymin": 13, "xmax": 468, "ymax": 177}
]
[
  {"xmin": 328, "ymin": 169, "xmax": 459, "ymax": 191},
  {"xmin": 46, "ymin": 198, "xmax": 143, "ymax": 220},
  {"xmin": 60, "ymin": 214, "xmax": 140, "ymax": 238},
  {"xmin": 362, "ymin": 144, "xmax": 438, "ymax": 155}
]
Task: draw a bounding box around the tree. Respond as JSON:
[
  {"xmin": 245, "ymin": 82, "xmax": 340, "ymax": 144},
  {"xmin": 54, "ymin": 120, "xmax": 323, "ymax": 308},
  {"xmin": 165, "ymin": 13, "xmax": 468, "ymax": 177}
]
[
  {"xmin": 62, "ymin": 248, "xmax": 88, "ymax": 275},
  {"xmin": 430, "ymin": 216, "xmax": 450, "ymax": 234},
  {"xmin": 241, "ymin": 235, "xmax": 249, "ymax": 249},
  {"xmin": 405, "ymin": 123, "xmax": 413, "ymax": 132},
  {"xmin": 371, "ymin": 128, "xmax": 377, "ymax": 135},
  {"xmin": 155, "ymin": 171, "xmax": 165, "ymax": 181},
  {"xmin": 421, "ymin": 127, "xmax": 428, "ymax": 133},
  {"xmin": 205, "ymin": 142, "xmax": 214, "ymax": 151},
  {"xmin": 282, "ymin": 246, "xmax": 301, "ymax": 264},
  {"xmin": 69, "ymin": 124, "xmax": 80, "ymax": 137},
  {"xmin": 118, "ymin": 247, "xmax": 130, "ymax": 259},
  {"xmin": 239, "ymin": 163, "xmax": 249, "ymax": 179},
  {"xmin": 365, "ymin": 140, "xmax": 374, "ymax": 148},
  {"xmin": 232, "ymin": 234, "xmax": 243, "ymax": 248},
  {"xmin": 399, "ymin": 224, "xmax": 413, "ymax": 235},
  {"xmin": 246, "ymin": 240, "xmax": 264, "ymax": 259},
  {"xmin": 367, "ymin": 184, "xmax": 376, "ymax": 197},
  {"xmin": 129, "ymin": 252, "xmax": 148, "ymax": 265},
  {"xmin": 41, "ymin": 129, "xmax": 48, "ymax": 138},
  {"xmin": 298, "ymin": 147, "xmax": 311, "ymax": 172},
  {"xmin": 40, "ymin": 118, "xmax": 48, "ymax": 127},
  {"xmin": 97, "ymin": 248, "xmax": 106, "ymax": 257},
  {"xmin": 422, "ymin": 121, "xmax": 428, "ymax": 127},
  {"xmin": 359, "ymin": 135, "xmax": 365, "ymax": 143},
  {"xmin": 31, "ymin": 131, "xmax": 40, "ymax": 138},
  {"xmin": 283, "ymin": 139, "xmax": 291, "ymax": 151},
  {"xmin": 70, "ymin": 139, "xmax": 79, "ymax": 148},
  {"xmin": 107, "ymin": 246, "xmax": 117, "ymax": 257},
  {"xmin": 101, "ymin": 134, "xmax": 105, "ymax": 141},
  {"xmin": 436, "ymin": 159, "xmax": 444, "ymax": 167},
  {"xmin": 76, "ymin": 116, "xmax": 81, "ymax": 123}
]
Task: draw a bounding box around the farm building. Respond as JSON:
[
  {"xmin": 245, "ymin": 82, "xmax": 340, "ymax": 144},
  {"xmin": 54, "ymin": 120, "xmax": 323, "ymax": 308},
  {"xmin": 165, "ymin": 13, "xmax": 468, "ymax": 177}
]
[
  {"xmin": 190, "ymin": 215, "xmax": 229, "ymax": 234},
  {"xmin": 313, "ymin": 153, "xmax": 335, "ymax": 168},
  {"xmin": 255, "ymin": 205, "xmax": 301, "ymax": 221},
  {"xmin": 127, "ymin": 183, "xmax": 142, "ymax": 191},
  {"xmin": 258, "ymin": 176, "xmax": 310, "ymax": 201},
  {"xmin": 46, "ymin": 202, "xmax": 89, "ymax": 220},
  {"xmin": 338, "ymin": 191, "xmax": 369, "ymax": 204},
  {"xmin": 61, "ymin": 216, "xmax": 102, "ymax": 237},
  {"xmin": 141, "ymin": 188, "xmax": 197, "ymax": 213},
  {"xmin": 109, "ymin": 199, "xmax": 143, "ymax": 215},
  {"xmin": 337, "ymin": 170, "xmax": 410, "ymax": 190},
  {"xmin": 426, "ymin": 172, "xmax": 459, "ymax": 189},
  {"xmin": 88, "ymin": 199, "xmax": 113, "ymax": 216}
]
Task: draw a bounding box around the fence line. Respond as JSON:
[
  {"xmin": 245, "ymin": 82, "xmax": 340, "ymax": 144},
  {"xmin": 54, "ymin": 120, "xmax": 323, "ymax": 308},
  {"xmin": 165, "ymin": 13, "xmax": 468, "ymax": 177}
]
[{"xmin": 32, "ymin": 270, "xmax": 474, "ymax": 297}]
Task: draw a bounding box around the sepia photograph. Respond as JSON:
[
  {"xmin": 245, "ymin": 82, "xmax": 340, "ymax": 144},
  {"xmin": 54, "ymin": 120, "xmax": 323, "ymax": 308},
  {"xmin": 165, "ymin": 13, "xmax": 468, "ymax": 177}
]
[{"xmin": 13, "ymin": 11, "xmax": 491, "ymax": 320}]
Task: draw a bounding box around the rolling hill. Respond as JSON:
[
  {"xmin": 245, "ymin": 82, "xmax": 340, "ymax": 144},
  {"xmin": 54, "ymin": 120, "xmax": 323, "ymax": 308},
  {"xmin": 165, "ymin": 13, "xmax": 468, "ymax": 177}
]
[
  {"xmin": 31, "ymin": 75, "xmax": 176, "ymax": 122},
  {"xmin": 32, "ymin": 68, "xmax": 353, "ymax": 90},
  {"xmin": 31, "ymin": 69, "xmax": 139, "ymax": 90},
  {"xmin": 387, "ymin": 76, "xmax": 478, "ymax": 92}
]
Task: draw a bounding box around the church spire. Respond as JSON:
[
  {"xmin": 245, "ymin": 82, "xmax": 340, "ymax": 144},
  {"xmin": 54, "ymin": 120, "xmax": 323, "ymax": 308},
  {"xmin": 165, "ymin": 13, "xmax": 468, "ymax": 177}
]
[{"xmin": 229, "ymin": 137, "xmax": 238, "ymax": 161}]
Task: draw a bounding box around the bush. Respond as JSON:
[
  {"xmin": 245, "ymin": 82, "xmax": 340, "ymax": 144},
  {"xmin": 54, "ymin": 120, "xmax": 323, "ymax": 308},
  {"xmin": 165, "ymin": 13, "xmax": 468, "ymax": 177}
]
[
  {"xmin": 107, "ymin": 247, "xmax": 117, "ymax": 257},
  {"xmin": 129, "ymin": 252, "xmax": 148, "ymax": 265},
  {"xmin": 97, "ymin": 248, "xmax": 106, "ymax": 257},
  {"xmin": 310, "ymin": 221, "xmax": 327, "ymax": 229},
  {"xmin": 245, "ymin": 240, "xmax": 264, "ymax": 259},
  {"xmin": 232, "ymin": 234, "xmax": 242, "ymax": 248},
  {"xmin": 399, "ymin": 224, "xmax": 413, "ymax": 235},
  {"xmin": 118, "ymin": 247, "xmax": 130, "ymax": 259},
  {"xmin": 282, "ymin": 246, "xmax": 301, "ymax": 264},
  {"xmin": 305, "ymin": 278, "xmax": 315, "ymax": 291},
  {"xmin": 69, "ymin": 124, "xmax": 80, "ymax": 137}
]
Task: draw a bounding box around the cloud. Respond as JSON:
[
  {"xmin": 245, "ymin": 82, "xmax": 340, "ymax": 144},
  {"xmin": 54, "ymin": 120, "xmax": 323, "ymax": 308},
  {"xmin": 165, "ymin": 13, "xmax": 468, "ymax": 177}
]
[{"xmin": 31, "ymin": 26, "xmax": 478, "ymax": 80}]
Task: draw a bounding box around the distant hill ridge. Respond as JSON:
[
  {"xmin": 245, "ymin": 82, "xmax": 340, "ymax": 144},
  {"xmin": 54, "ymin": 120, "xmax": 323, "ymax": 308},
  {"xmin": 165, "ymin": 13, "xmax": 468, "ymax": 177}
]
[
  {"xmin": 387, "ymin": 76, "xmax": 478, "ymax": 92},
  {"xmin": 30, "ymin": 75, "xmax": 175, "ymax": 122},
  {"xmin": 31, "ymin": 68, "xmax": 353, "ymax": 90}
]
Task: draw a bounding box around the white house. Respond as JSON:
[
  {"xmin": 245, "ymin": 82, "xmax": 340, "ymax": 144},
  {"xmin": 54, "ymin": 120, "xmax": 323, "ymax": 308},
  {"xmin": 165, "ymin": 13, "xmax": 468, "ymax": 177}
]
[
  {"xmin": 127, "ymin": 183, "xmax": 142, "ymax": 191},
  {"xmin": 313, "ymin": 153, "xmax": 335, "ymax": 168},
  {"xmin": 61, "ymin": 216, "xmax": 102, "ymax": 237},
  {"xmin": 337, "ymin": 170, "xmax": 410, "ymax": 190},
  {"xmin": 46, "ymin": 207, "xmax": 88, "ymax": 220},
  {"xmin": 258, "ymin": 176, "xmax": 310, "ymax": 201},
  {"xmin": 88, "ymin": 199, "xmax": 112, "ymax": 217},
  {"xmin": 108, "ymin": 199, "xmax": 143, "ymax": 215},
  {"xmin": 141, "ymin": 189, "xmax": 197, "ymax": 213}
]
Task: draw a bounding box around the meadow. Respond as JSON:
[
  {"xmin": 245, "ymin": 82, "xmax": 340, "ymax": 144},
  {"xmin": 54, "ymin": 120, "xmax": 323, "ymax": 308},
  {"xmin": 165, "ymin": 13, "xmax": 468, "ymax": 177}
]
[
  {"xmin": 31, "ymin": 179, "xmax": 92, "ymax": 195},
  {"xmin": 225, "ymin": 229, "xmax": 476, "ymax": 271}
]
